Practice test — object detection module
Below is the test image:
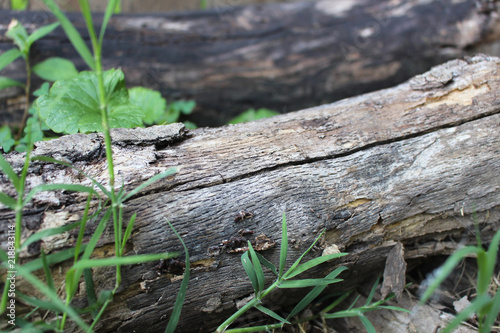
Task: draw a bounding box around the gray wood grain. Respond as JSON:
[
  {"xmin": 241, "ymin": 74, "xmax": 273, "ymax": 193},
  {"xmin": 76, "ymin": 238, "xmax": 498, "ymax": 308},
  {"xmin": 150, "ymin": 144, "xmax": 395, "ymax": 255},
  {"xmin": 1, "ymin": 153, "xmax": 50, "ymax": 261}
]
[{"xmin": 0, "ymin": 55, "xmax": 499, "ymax": 332}]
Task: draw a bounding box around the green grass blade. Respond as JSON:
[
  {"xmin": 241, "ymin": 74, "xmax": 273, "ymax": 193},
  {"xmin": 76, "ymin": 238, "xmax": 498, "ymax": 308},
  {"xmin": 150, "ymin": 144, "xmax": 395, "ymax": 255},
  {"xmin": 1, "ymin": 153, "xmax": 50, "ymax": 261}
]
[
  {"xmin": 16, "ymin": 291, "xmax": 62, "ymax": 312},
  {"xmin": 279, "ymin": 212, "xmax": 288, "ymax": 278},
  {"xmin": 482, "ymin": 288, "xmax": 500, "ymax": 333},
  {"xmin": 164, "ymin": 219, "xmax": 190, "ymax": 333},
  {"xmin": 248, "ymin": 242, "xmax": 265, "ymax": 293},
  {"xmin": 99, "ymin": 0, "xmax": 119, "ymax": 46},
  {"xmin": 321, "ymin": 290, "xmax": 353, "ymax": 313},
  {"xmin": 40, "ymin": 0, "xmax": 95, "ymax": 69},
  {"xmin": 21, "ymin": 220, "xmax": 81, "ymax": 250},
  {"xmin": 22, "ymin": 246, "xmax": 86, "ymax": 273},
  {"xmin": 255, "ymin": 252, "xmax": 277, "ymax": 276},
  {"xmin": 285, "ymin": 252, "xmax": 348, "ymax": 279},
  {"xmin": 24, "ymin": 183, "xmax": 95, "ymax": 205},
  {"xmin": 323, "ymin": 310, "xmax": 361, "ymax": 319},
  {"xmin": 32, "ymin": 156, "xmax": 109, "ymax": 197},
  {"xmin": 441, "ymin": 294, "xmax": 491, "ymax": 333},
  {"xmin": 288, "ymin": 266, "xmax": 348, "ymax": 319},
  {"xmin": 284, "ymin": 229, "xmax": 326, "ymax": 279},
  {"xmin": 14, "ymin": 265, "xmax": 91, "ymax": 332},
  {"xmin": 122, "ymin": 212, "xmax": 136, "ymax": 250},
  {"xmin": 420, "ymin": 246, "xmax": 481, "ymax": 303},
  {"xmin": 365, "ymin": 275, "xmax": 381, "ymax": 305},
  {"xmin": 83, "ymin": 268, "xmax": 99, "ymax": 318},
  {"xmin": 0, "ymin": 48, "xmax": 22, "ymax": 72},
  {"xmin": 255, "ymin": 304, "xmax": 290, "ymax": 324},
  {"xmin": 358, "ymin": 314, "xmax": 376, "ymax": 333},
  {"xmin": 73, "ymin": 253, "xmax": 178, "ymax": 269},
  {"xmin": 40, "ymin": 249, "xmax": 56, "ymax": 292},
  {"xmin": 122, "ymin": 168, "xmax": 177, "ymax": 201},
  {"xmin": 378, "ymin": 305, "xmax": 412, "ymax": 313},
  {"xmin": 0, "ymin": 192, "xmax": 16, "ymax": 210},
  {"xmin": 0, "ymin": 152, "xmax": 19, "ymax": 188},
  {"xmin": 74, "ymin": 190, "xmax": 95, "ymax": 261},
  {"xmin": 242, "ymin": 251, "xmax": 258, "ymax": 293},
  {"xmin": 26, "ymin": 22, "xmax": 60, "ymax": 45},
  {"xmin": 483, "ymin": 229, "xmax": 500, "ymax": 293},
  {"xmin": 279, "ymin": 278, "xmax": 342, "ymax": 289},
  {"xmin": 11, "ymin": 0, "xmax": 29, "ymax": 10}
]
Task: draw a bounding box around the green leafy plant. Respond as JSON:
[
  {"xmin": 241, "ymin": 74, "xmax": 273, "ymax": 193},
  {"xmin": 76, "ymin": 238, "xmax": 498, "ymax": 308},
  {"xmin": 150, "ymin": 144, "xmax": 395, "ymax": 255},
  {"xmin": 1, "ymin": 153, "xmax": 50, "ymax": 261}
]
[
  {"xmin": 321, "ymin": 277, "xmax": 411, "ymax": 333},
  {"xmin": 216, "ymin": 213, "xmax": 348, "ymax": 332},
  {"xmin": 216, "ymin": 214, "xmax": 410, "ymax": 333},
  {"xmin": 420, "ymin": 225, "xmax": 500, "ymax": 333},
  {"xmin": 0, "ymin": 1, "xmax": 190, "ymax": 331},
  {"xmin": 0, "ymin": 18, "xmax": 75, "ymax": 148},
  {"xmin": 228, "ymin": 108, "xmax": 279, "ymax": 124}
]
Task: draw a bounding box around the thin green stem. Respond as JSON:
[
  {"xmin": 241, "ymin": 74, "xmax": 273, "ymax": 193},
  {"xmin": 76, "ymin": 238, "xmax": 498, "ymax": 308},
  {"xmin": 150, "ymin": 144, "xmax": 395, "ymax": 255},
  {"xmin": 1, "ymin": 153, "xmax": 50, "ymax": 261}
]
[
  {"xmin": 216, "ymin": 279, "xmax": 281, "ymax": 332},
  {"xmin": 17, "ymin": 57, "xmax": 31, "ymax": 139}
]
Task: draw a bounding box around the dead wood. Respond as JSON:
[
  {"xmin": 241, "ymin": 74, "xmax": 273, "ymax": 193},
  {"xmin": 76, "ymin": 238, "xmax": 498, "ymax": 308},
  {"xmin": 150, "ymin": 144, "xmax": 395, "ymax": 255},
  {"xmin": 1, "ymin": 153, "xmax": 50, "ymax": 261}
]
[
  {"xmin": 1, "ymin": 0, "xmax": 500, "ymax": 127},
  {"xmin": 0, "ymin": 54, "xmax": 499, "ymax": 332}
]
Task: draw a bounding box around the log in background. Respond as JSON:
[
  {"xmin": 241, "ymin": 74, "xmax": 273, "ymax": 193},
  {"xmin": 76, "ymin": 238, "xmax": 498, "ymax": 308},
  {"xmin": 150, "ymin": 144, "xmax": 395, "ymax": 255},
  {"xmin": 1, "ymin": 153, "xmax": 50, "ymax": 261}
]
[
  {"xmin": 1, "ymin": 0, "xmax": 500, "ymax": 127},
  {"xmin": 0, "ymin": 55, "xmax": 499, "ymax": 332}
]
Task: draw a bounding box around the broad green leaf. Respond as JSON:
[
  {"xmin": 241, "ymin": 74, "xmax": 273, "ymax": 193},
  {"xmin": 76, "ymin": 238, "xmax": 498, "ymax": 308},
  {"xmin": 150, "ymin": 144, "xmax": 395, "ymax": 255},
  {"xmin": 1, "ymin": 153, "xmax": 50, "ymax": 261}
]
[
  {"xmin": 33, "ymin": 57, "xmax": 78, "ymax": 81},
  {"xmin": 21, "ymin": 220, "xmax": 81, "ymax": 250},
  {"xmin": 0, "ymin": 48, "xmax": 22, "ymax": 71},
  {"xmin": 248, "ymin": 241, "xmax": 265, "ymax": 293},
  {"xmin": 6, "ymin": 19, "xmax": 29, "ymax": 53},
  {"xmin": 37, "ymin": 69, "xmax": 145, "ymax": 134},
  {"xmin": 0, "ymin": 192, "xmax": 16, "ymax": 210},
  {"xmin": 420, "ymin": 246, "xmax": 481, "ymax": 303},
  {"xmin": 26, "ymin": 22, "xmax": 60, "ymax": 46},
  {"xmin": 0, "ymin": 126, "xmax": 15, "ymax": 152},
  {"xmin": 171, "ymin": 100, "xmax": 196, "ymax": 115},
  {"xmin": 242, "ymin": 251, "xmax": 259, "ymax": 293},
  {"xmin": 0, "ymin": 76, "xmax": 24, "ymax": 89},
  {"xmin": 0, "ymin": 152, "xmax": 19, "ymax": 187},
  {"xmin": 129, "ymin": 87, "xmax": 167, "ymax": 125},
  {"xmin": 228, "ymin": 108, "xmax": 279, "ymax": 124},
  {"xmin": 33, "ymin": 82, "xmax": 50, "ymax": 97},
  {"xmin": 41, "ymin": 0, "xmax": 95, "ymax": 69},
  {"xmin": 255, "ymin": 304, "xmax": 290, "ymax": 324},
  {"xmin": 279, "ymin": 212, "xmax": 288, "ymax": 278},
  {"xmin": 72, "ymin": 253, "xmax": 178, "ymax": 269},
  {"xmin": 278, "ymin": 278, "xmax": 342, "ymax": 288},
  {"xmin": 285, "ymin": 252, "xmax": 348, "ymax": 279},
  {"xmin": 165, "ymin": 219, "xmax": 190, "ymax": 333},
  {"xmin": 11, "ymin": 0, "xmax": 28, "ymax": 10},
  {"xmin": 288, "ymin": 266, "xmax": 348, "ymax": 319}
]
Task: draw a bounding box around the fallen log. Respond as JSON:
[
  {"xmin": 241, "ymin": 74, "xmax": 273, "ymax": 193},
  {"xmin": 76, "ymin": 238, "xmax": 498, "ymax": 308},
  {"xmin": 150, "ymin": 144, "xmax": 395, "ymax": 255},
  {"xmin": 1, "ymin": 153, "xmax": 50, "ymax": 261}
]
[
  {"xmin": 1, "ymin": 0, "xmax": 500, "ymax": 127},
  {"xmin": 1, "ymin": 55, "xmax": 499, "ymax": 332}
]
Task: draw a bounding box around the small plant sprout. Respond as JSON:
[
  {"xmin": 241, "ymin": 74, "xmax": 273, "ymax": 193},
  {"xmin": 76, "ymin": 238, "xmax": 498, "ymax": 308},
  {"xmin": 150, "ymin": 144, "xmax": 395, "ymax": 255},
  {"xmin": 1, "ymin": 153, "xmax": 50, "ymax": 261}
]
[{"xmin": 216, "ymin": 213, "xmax": 348, "ymax": 332}]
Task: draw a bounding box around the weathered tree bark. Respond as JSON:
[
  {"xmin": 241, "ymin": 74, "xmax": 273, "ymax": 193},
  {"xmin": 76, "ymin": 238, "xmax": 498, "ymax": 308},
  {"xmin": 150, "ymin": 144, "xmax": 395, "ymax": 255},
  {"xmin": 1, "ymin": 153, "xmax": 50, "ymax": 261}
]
[
  {"xmin": 1, "ymin": 0, "xmax": 500, "ymax": 127},
  {"xmin": 1, "ymin": 55, "xmax": 500, "ymax": 332}
]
